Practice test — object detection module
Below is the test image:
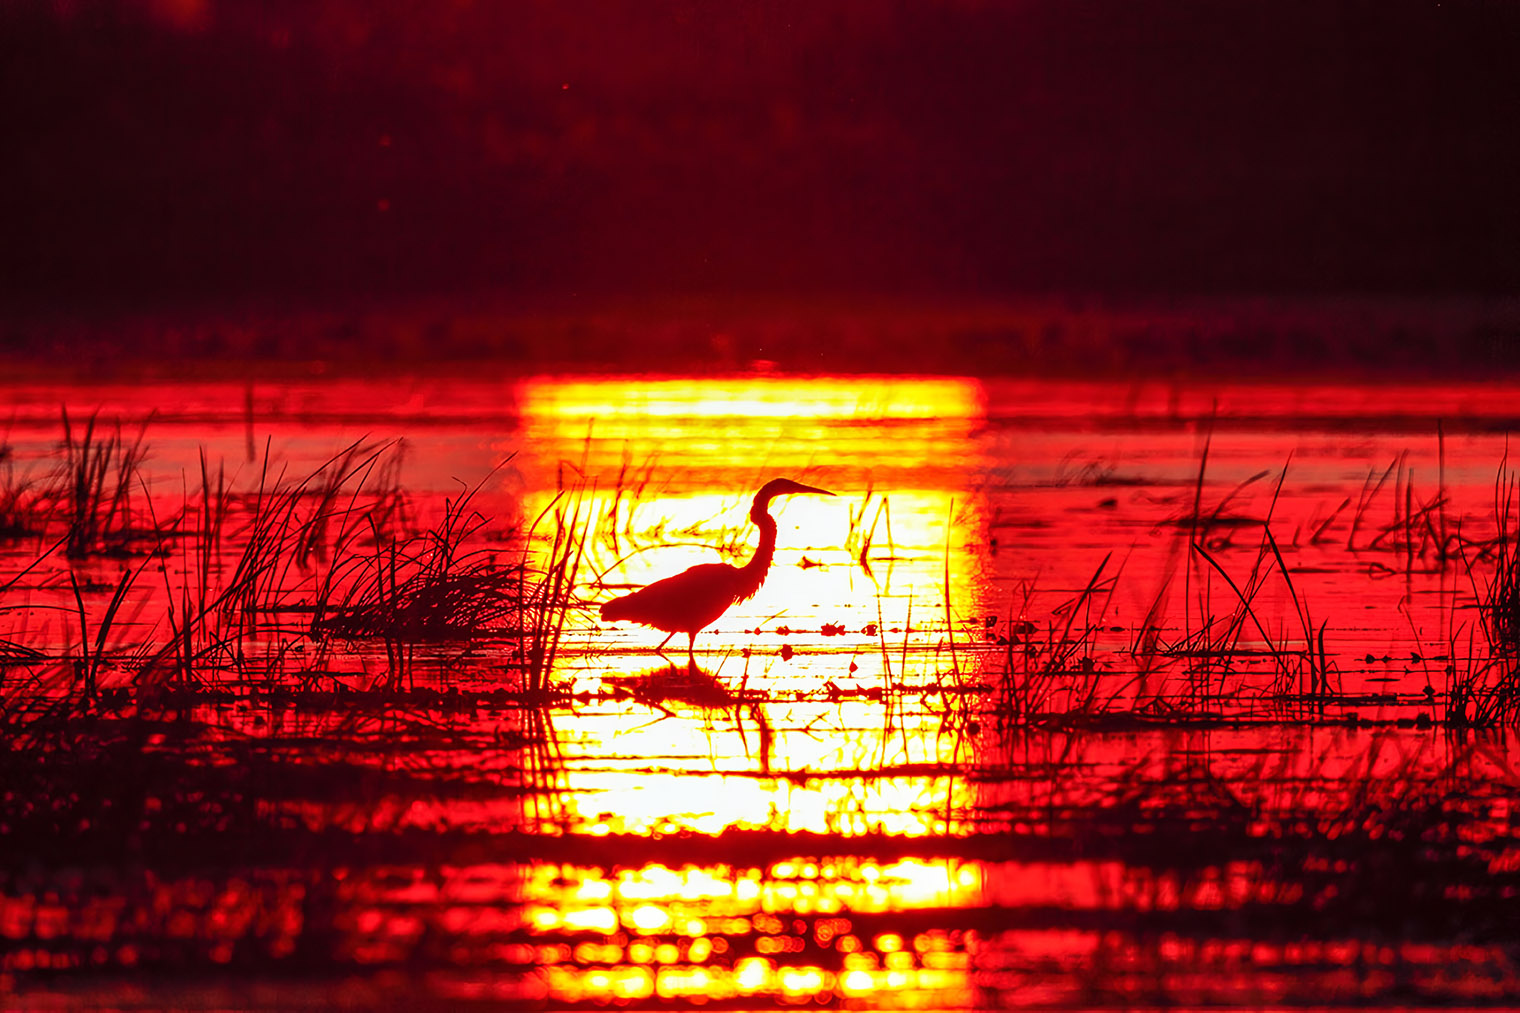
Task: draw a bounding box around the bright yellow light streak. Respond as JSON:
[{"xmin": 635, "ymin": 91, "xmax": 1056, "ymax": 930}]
[
  {"xmin": 616, "ymin": 865, "xmax": 734, "ymax": 901},
  {"xmin": 515, "ymin": 377, "xmax": 987, "ymax": 538},
  {"xmin": 516, "ymin": 374, "xmax": 988, "ymax": 643},
  {"xmin": 536, "ymin": 694, "xmax": 977, "ymax": 837},
  {"xmin": 627, "ymin": 904, "xmax": 671, "ymax": 933},
  {"xmin": 521, "ymin": 376, "xmax": 984, "ymax": 423},
  {"xmin": 526, "ymin": 858, "xmax": 982, "ymax": 952},
  {"xmin": 528, "ymin": 768, "xmax": 968, "ymax": 839},
  {"xmin": 841, "ymin": 968, "xmax": 875, "ymax": 994},
  {"xmin": 760, "ymin": 858, "xmax": 981, "ymax": 915},
  {"xmin": 547, "ymin": 965, "xmax": 654, "ymax": 1002},
  {"xmin": 656, "ymin": 966, "xmax": 716, "ymax": 997},
  {"xmin": 560, "ymin": 907, "xmax": 617, "ymax": 933},
  {"xmin": 734, "ymin": 956, "xmax": 774, "ymax": 992},
  {"xmin": 575, "ymin": 878, "xmax": 613, "ymax": 902},
  {"xmin": 778, "ymin": 966, "xmax": 831, "ymax": 995}
]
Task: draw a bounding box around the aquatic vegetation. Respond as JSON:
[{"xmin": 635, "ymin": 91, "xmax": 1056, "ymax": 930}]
[
  {"xmin": 0, "ymin": 440, "xmax": 57, "ymax": 542},
  {"xmin": 991, "ymin": 555, "xmax": 1121, "ymax": 725},
  {"xmin": 517, "ymin": 483, "xmax": 593, "ymax": 694},
  {"xmin": 60, "ymin": 409, "xmax": 154, "ymax": 559},
  {"xmin": 317, "ymin": 475, "xmax": 520, "ymax": 643},
  {"xmin": 1483, "ymin": 469, "xmax": 1520, "ymax": 654},
  {"xmin": 0, "ymin": 378, "xmax": 1518, "ymax": 1007},
  {"xmin": 1437, "ymin": 468, "xmax": 1520, "ymax": 728}
]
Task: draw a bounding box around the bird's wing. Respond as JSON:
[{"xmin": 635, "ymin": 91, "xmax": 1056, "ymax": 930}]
[{"xmin": 599, "ymin": 563, "xmax": 742, "ymax": 632}]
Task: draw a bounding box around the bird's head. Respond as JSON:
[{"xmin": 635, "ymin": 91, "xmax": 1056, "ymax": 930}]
[{"xmin": 752, "ymin": 477, "xmax": 834, "ymax": 519}]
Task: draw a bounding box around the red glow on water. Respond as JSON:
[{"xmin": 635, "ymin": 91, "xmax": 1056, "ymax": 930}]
[{"xmin": 0, "ymin": 370, "xmax": 1518, "ymax": 1006}]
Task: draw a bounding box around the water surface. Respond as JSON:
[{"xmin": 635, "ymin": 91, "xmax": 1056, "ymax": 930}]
[{"xmin": 2, "ymin": 371, "xmax": 1517, "ymax": 1008}]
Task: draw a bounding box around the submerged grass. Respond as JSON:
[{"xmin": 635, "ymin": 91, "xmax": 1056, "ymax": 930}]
[{"xmin": 0, "ymin": 702, "xmax": 1511, "ymax": 998}]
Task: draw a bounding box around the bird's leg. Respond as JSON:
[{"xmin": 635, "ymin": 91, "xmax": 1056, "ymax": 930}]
[
  {"xmin": 654, "ymin": 631, "xmax": 677, "ymax": 670},
  {"xmin": 686, "ymin": 632, "xmax": 698, "ymax": 674}
]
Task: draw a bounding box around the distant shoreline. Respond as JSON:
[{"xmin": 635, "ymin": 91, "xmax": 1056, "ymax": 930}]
[{"xmin": 2, "ymin": 294, "xmax": 1518, "ymax": 380}]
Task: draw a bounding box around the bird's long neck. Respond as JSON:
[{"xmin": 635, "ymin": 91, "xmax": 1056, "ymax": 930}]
[{"xmin": 735, "ymin": 503, "xmax": 778, "ymax": 602}]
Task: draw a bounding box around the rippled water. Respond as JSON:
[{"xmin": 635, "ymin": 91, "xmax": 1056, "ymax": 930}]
[{"xmin": 2, "ymin": 372, "xmax": 1518, "ymax": 1007}]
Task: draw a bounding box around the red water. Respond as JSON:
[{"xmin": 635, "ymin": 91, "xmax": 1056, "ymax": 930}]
[{"xmin": 1, "ymin": 372, "xmax": 1517, "ymax": 1008}]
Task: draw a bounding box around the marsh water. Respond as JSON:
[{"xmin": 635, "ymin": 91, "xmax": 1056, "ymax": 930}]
[{"xmin": 2, "ymin": 371, "xmax": 1519, "ymax": 1008}]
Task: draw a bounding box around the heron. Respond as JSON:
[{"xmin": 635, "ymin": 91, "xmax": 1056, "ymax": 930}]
[{"xmin": 600, "ymin": 478, "xmax": 835, "ymax": 666}]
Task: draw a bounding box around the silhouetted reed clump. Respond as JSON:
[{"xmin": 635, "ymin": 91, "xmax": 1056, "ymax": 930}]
[
  {"xmin": 992, "ymin": 555, "xmax": 1120, "ymax": 726},
  {"xmin": 1483, "ymin": 472, "xmax": 1520, "ymax": 654},
  {"xmin": 0, "ymin": 441, "xmax": 53, "ymax": 541},
  {"xmin": 0, "ymin": 415, "xmax": 600, "ymax": 722},
  {"xmin": 516, "ymin": 485, "xmax": 592, "ymax": 694},
  {"xmin": 61, "ymin": 409, "xmax": 155, "ymax": 558},
  {"xmin": 1439, "ymin": 469, "xmax": 1520, "ymax": 727},
  {"xmin": 1, "ymin": 411, "xmax": 159, "ymax": 551},
  {"xmin": 317, "ymin": 479, "xmax": 523, "ymax": 643},
  {"xmin": 987, "ymin": 465, "xmax": 1340, "ymax": 729}
]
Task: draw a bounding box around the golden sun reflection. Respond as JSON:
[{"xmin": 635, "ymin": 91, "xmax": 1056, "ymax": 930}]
[
  {"xmin": 516, "ymin": 373, "xmax": 989, "ymax": 658},
  {"xmin": 525, "ymin": 858, "xmax": 982, "ymax": 1006},
  {"xmin": 522, "ymin": 375, "xmax": 984, "ymax": 424},
  {"xmin": 507, "ymin": 373, "xmax": 992, "ymax": 840},
  {"xmin": 512, "ymin": 375, "xmax": 990, "ymax": 1006},
  {"xmin": 555, "ymin": 702, "xmax": 972, "ymax": 837}
]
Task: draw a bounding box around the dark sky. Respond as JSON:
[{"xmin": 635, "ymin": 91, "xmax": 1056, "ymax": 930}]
[{"xmin": 3, "ymin": 0, "xmax": 1518, "ymax": 310}]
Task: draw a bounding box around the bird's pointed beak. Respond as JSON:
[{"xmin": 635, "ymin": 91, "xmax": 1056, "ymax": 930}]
[{"xmin": 793, "ymin": 482, "xmax": 834, "ymax": 497}]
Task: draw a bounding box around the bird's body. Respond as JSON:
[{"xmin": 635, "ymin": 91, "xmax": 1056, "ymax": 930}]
[
  {"xmin": 600, "ymin": 563, "xmax": 759, "ymax": 635},
  {"xmin": 600, "ymin": 478, "xmax": 833, "ymax": 664}
]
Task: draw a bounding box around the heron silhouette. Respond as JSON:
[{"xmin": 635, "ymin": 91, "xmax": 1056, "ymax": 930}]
[{"xmin": 600, "ymin": 478, "xmax": 834, "ymax": 667}]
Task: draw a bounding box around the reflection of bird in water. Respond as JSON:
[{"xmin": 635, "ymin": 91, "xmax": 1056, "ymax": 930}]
[{"xmin": 600, "ymin": 478, "xmax": 834, "ymax": 666}]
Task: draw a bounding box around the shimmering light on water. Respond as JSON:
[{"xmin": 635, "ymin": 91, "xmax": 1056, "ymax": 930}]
[
  {"xmin": 2, "ymin": 370, "xmax": 1520, "ymax": 1007},
  {"xmin": 518, "ymin": 374, "xmax": 988, "ymax": 661},
  {"xmin": 521, "ymin": 375, "xmax": 984, "ymax": 422},
  {"xmin": 523, "ymin": 857, "xmax": 981, "ymax": 1006}
]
